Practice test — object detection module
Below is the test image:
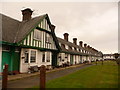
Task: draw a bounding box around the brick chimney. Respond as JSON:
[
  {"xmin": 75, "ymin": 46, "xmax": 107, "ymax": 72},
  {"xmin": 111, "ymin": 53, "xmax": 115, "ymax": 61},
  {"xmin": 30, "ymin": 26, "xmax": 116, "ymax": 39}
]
[
  {"xmin": 84, "ymin": 43, "xmax": 87, "ymax": 48},
  {"xmin": 63, "ymin": 33, "xmax": 69, "ymax": 41},
  {"xmin": 21, "ymin": 8, "xmax": 33, "ymax": 21},
  {"xmin": 79, "ymin": 41, "xmax": 83, "ymax": 47},
  {"xmin": 73, "ymin": 38, "xmax": 77, "ymax": 45}
]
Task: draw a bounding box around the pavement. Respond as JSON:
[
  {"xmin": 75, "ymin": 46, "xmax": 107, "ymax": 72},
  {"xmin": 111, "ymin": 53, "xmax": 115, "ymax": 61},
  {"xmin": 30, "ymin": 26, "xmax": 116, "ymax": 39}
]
[{"xmin": 7, "ymin": 64, "xmax": 93, "ymax": 88}]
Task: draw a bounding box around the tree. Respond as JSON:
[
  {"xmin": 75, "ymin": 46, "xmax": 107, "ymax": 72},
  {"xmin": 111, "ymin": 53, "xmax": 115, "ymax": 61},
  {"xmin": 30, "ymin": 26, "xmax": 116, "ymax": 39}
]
[
  {"xmin": 113, "ymin": 53, "xmax": 120, "ymax": 65},
  {"xmin": 113, "ymin": 53, "xmax": 119, "ymax": 59}
]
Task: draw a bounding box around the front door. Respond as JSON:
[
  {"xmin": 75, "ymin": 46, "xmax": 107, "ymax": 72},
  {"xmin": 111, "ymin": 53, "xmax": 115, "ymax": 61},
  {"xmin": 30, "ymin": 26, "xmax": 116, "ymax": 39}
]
[
  {"xmin": 2, "ymin": 51, "xmax": 11, "ymax": 72},
  {"xmin": 52, "ymin": 51, "xmax": 58, "ymax": 67},
  {"xmin": 70, "ymin": 55, "xmax": 73, "ymax": 65},
  {"xmin": 12, "ymin": 52, "xmax": 20, "ymax": 72}
]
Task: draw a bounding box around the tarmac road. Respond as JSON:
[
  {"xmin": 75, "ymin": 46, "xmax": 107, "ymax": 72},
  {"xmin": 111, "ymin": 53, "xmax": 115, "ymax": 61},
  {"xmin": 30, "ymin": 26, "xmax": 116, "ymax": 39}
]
[{"xmin": 8, "ymin": 64, "xmax": 92, "ymax": 88}]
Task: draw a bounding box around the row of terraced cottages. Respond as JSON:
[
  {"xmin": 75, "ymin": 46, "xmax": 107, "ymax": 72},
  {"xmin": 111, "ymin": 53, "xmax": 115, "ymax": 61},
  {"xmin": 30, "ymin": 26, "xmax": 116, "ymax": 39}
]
[{"xmin": 0, "ymin": 8, "xmax": 103, "ymax": 74}]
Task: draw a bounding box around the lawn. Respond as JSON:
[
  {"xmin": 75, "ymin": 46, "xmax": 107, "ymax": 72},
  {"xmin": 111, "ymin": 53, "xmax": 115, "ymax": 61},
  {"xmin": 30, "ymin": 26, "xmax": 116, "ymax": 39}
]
[{"xmin": 33, "ymin": 60, "xmax": 119, "ymax": 88}]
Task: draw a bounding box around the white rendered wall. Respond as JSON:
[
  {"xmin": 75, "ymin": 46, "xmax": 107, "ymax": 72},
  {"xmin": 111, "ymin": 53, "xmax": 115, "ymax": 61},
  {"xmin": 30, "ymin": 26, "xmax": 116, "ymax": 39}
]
[
  {"xmin": 0, "ymin": 46, "xmax": 2, "ymax": 73},
  {"xmin": 20, "ymin": 48, "xmax": 52, "ymax": 73}
]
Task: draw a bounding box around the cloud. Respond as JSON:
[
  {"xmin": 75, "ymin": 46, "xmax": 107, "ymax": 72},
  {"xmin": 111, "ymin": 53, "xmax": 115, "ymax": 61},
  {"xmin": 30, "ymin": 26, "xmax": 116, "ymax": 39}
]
[{"xmin": 1, "ymin": 2, "xmax": 118, "ymax": 54}]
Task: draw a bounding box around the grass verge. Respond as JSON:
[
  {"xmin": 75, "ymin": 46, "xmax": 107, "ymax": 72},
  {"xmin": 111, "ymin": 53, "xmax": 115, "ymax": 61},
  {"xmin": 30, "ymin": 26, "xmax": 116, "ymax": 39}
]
[{"xmin": 31, "ymin": 61, "xmax": 119, "ymax": 88}]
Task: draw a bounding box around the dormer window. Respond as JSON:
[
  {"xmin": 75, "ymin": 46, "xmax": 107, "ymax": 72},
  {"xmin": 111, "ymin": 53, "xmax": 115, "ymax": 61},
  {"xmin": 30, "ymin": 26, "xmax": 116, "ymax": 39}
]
[
  {"xmin": 72, "ymin": 47, "xmax": 74, "ymax": 50},
  {"xmin": 69, "ymin": 46, "xmax": 72, "ymax": 50},
  {"xmin": 38, "ymin": 23, "xmax": 41, "ymax": 27},
  {"xmin": 74, "ymin": 47, "xmax": 77, "ymax": 51},
  {"xmin": 59, "ymin": 43, "xmax": 61, "ymax": 46},
  {"xmin": 65, "ymin": 44, "xmax": 69, "ymax": 49},
  {"xmin": 61, "ymin": 44, "xmax": 65, "ymax": 48}
]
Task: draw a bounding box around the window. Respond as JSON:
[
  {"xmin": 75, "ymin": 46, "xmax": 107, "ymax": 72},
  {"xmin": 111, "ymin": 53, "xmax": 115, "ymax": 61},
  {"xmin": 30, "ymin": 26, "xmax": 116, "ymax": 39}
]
[
  {"xmin": 74, "ymin": 47, "xmax": 77, "ymax": 51},
  {"xmin": 15, "ymin": 47, "xmax": 20, "ymax": 52},
  {"xmin": 38, "ymin": 23, "xmax": 41, "ymax": 28},
  {"xmin": 65, "ymin": 54, "xmax": 68, "ymax": 59},
  {"xmin": 69, "ymin": 46, "xmax": 72, "ymax": 50},
  {"xmin": 72, "ymin": 47, "xmax": 74, "ymax": 50},
  {"xmin": 45, "ymin": 19, "xmax": 47, "ymax": 30},
  {"xmin": 46, "ymin": 52, "xmax": 50, "ymax": 62},
  {"xmin": 30, "ymin": 51, "xmax": 36, "ymax": 63},
  {"xmin": 45, "ymin": 34, "xmax": 51, "ymax": 43},
  {"xmin": 58, "ymin": 54, "xmax": 62, "ymax": 62},
  {"xmin": 25, "ymin": 51, "xmax": 29, "ymax": 63},
  {"xmin": 2, "ymin": 46, "xmax": 10, "ymax": 51},
  {"xmin": 59, "ymin": 43, "xmax": 61, "ymax": 46},
  {"xmin": 41, "ymin": 21, "xmax": 43, "ymax": 28},
  {"xmin": 65, "ymin": 45, "xmax": 69, "ymax": 49},
  {"xmin": 34, "ymin": 29, "xmax": 42, "ymax": 41},
  {"xmin": 45, "ymin": 34, "xmax": 52, "ymax": 48},
  {"xmin": 42, "ymin": 52, "xmax": 45, "ymax": 62},
  {"xmin": 61, "ymin": 44, "xmax": 65, "ymax": 48}
]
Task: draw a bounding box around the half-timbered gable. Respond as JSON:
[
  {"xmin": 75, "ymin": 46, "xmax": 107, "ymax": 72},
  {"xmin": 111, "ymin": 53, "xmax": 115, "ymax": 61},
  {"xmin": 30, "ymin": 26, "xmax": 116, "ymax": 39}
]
[{"xmin": 18, "ymin": 15, "xmax": 57, "ymax": 50}]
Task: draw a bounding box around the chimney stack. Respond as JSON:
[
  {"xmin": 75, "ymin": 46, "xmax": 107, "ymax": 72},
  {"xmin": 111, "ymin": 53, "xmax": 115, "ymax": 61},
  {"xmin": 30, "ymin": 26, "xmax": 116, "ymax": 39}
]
[
  {"xmin": 87, "ymin": 45, "xmax": 90, "ymax": 49},
  {"xmin": 73, "ymin": 38, "xmax": 77, "ymax": 45},
  {"xmin": 79, "ymin": 41, "xmax": 83, "ymax": 47},
  {"xmin": 21, "ymin": 8, "xmax": 33, "ymax": 21},
  {"xmin": 63, "ymin": 33, "xmax": 69, "ymax": 41},
  {"xmin": 51, "ymin": 24, "xmax": 56, "ymax": 32},
  {"xmin": 84, "ymin": 43, "xmax": 87, "ymax": 48}
]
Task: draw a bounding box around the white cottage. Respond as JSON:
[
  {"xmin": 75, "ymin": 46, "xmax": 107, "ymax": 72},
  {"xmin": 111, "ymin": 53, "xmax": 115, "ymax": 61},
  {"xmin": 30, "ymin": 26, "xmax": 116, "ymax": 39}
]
[
  {"xmin": 57, "ymin": 33, "xmax": 103, "ymax": 66},
  {"xmin": 1, "ymin": 8, "xmax": 60, "ymax": 73}
]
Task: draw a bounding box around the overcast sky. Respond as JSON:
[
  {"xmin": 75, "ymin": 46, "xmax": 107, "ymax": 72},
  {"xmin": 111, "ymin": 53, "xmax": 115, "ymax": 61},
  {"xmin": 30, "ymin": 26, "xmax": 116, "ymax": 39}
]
[{"xmin": 0, "ymin": 0, "xmax": 118, "ymax": 54}]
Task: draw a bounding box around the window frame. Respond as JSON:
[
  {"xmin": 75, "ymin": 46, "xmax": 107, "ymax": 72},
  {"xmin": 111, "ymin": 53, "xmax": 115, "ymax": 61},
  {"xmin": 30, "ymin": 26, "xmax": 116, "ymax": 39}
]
[
  {"xmin": 34, "ymin": 29, "xmax": 42, "ymax": 41},
  {"xmin": 30, "ymin": 50, "xmax": 37, "ymax": 63},
  {"xmin": 42, "ymin": 52, "xmax": 45, "ymax": 62}
]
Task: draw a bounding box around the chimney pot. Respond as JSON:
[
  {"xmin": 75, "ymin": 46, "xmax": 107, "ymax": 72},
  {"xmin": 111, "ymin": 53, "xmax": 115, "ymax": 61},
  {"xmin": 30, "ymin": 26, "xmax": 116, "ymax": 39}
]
[{"xmin": 63, "ymin": 33, "xmax": 69, "ymax": 41}]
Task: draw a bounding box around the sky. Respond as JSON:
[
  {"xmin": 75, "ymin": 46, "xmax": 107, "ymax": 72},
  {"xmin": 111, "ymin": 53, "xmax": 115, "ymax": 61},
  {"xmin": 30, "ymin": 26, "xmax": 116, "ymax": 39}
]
[{"xmin": 0, "ymin": 0, "xmax": 119, "ymax": 54}]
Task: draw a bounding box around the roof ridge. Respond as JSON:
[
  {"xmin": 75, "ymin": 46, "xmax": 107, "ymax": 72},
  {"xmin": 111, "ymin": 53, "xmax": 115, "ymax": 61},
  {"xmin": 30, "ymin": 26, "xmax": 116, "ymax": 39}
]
[
  {"xmin": 57, "ymin": 37, "xmax": 84, "ymax": 51},
  {"xmin": 0, "ymin": 13, "xmax": 21, "ymax": 22}
]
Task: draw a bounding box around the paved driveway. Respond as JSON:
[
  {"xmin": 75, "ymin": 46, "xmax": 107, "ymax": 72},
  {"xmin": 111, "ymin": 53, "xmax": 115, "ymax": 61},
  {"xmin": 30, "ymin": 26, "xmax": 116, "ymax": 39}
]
[{"xmin": 8, "ymin": 64, "xmax": 92, "ymax": 88}]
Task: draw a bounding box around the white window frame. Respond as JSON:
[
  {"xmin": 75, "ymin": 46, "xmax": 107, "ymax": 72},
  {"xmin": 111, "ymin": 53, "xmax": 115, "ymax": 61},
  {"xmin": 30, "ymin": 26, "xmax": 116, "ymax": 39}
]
[
  {"xmin": 34, "ymin": 29, "xmax": 42, "ymax": 41},
  {"xmin": 30, "ymin": 50, "xmax": 37, "ymax": 63}
]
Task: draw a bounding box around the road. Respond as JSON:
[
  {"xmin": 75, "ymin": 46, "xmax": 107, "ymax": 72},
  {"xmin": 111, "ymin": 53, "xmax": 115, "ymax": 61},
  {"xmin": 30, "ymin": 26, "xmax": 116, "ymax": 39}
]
[{"xmin": 8, "ymin": 64, "xmax": 92, "ymax": 88}]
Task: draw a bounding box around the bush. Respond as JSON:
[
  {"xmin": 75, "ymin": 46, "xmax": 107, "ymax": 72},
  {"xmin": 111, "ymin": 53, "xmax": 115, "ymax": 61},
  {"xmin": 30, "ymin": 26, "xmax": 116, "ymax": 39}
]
[{"xmin": 116, "ymin": 58, "xmax": 120, "ymax": 65}]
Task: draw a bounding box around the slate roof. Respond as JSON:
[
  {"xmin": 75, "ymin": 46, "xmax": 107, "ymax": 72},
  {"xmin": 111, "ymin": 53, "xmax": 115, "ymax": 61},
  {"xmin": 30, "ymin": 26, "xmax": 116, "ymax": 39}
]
[
  {"xmin": 57, "ymin": 37, "xmax": 88, "ymax": 55},
  {"xmin": 103, "ymin": 54, "xmax": 113, "ymax": 56},
  {"xmin": 1, "ymin": 13, "xmax": 46, "ymax": 43},
  {"xmin": 57, "ymin": 37, "xmax": 103, "ymax": 56},
  {"xmin": 1, "ymin": 13, "xmax": 20, "ymax": 43},
  {"xmin": 1, "ymin": 13, "xmax": 102, "ymax": 56}
]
